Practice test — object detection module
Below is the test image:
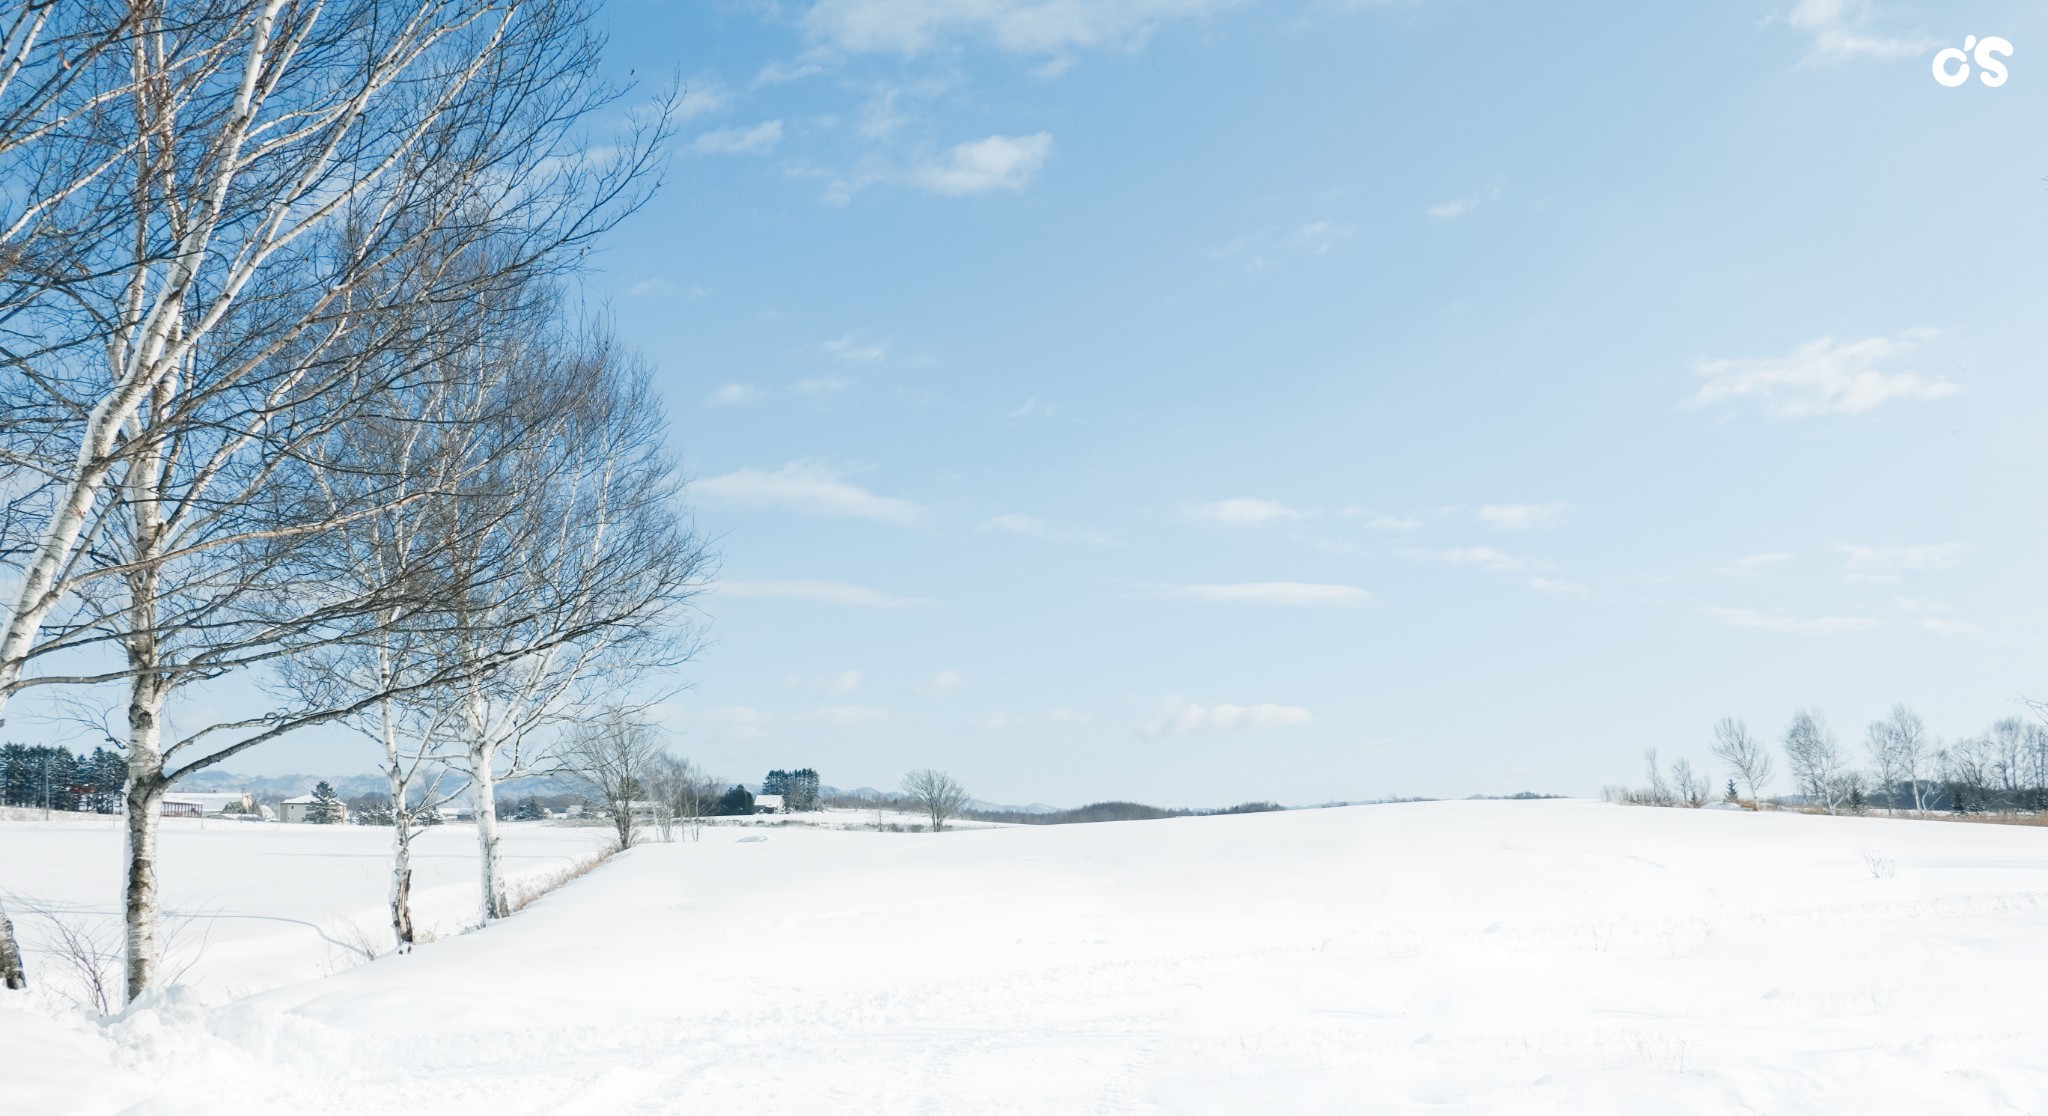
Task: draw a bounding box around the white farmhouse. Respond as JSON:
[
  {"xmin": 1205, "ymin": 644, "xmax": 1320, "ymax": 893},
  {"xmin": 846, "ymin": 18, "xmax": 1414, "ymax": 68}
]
[
  {"xmin": 753, "ymin": 793, "xmax": 785, "ymax": 814},
  {"xmin": 279, "ymin": 794, "xmax": 349, "ymax": 824}
]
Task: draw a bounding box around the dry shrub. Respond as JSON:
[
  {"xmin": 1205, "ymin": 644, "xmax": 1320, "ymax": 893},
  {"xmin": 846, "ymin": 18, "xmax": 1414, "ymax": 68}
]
[{"xmin": 507, "ymin": 846, "xmax": 617, "ymax": 913}]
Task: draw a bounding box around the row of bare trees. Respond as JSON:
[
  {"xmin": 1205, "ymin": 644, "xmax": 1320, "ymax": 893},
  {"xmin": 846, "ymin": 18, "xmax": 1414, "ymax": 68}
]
[
  {"xmin": 0, "ymin": 1, "xmax": 707, "ymax": 1003},
  {"xmin": 1616, "ymin": 704, "xmax": 2048, "ymax": 818}
]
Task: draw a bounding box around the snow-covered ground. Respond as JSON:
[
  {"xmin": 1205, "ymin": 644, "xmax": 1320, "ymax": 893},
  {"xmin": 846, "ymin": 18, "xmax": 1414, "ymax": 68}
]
[{"xmin": 8, "ymin": 799, "xmax": 2048, "ymax": 1113}]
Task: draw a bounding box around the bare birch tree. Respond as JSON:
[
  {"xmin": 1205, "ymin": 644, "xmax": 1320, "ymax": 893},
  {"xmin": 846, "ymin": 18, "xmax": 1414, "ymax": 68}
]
[
  {"xmin": 1783, "ymin": 708, "xmax": 1848, "ymax": 814},
  {"xmin": 0, "ymin": 1, "xmax": 665, "ymax": 727},
  {"xmin": 1669, "ymin": 757, "xmax": 1707, "ymax": 808},
  {"xmin": 1708, "ymin": 716, "xmax": 1773, "ymax": 807},
  {"xmin": 1884, "ymin": 704, "xmax": 1931, "ymax": 815},
  {"xmin": 562, "ymin": 708, "xmax": 664, "ymax": 850},
  {"xmin": 424, "ymin": 337, "xmax": 709, "ymax": 921},
  {"xmin": 0, "ymin": 2, "xmax": 670, "ymax": 1002},
  {"xmin": 901, "ymin": 768, "xmax": 969, "ymax": 832},
  {"xmin": 1864, "ymin": 718, "xmax": 1905, "ymax": 814}
]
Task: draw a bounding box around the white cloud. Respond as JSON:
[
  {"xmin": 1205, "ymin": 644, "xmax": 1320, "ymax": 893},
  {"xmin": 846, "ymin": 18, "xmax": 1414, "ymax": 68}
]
[
  {"xmin": 917, "ymin": 669, "xmax": 967, "ymax": 694},
  {"xmin": 1688, "ymin": 330, "xmax": 1958, "ymax": 416},
  {"xmin": 1477, "ymin": 503, "xmax": 1566, "ymax": 530},
  {"xmin": 1149, "ymin": 581, "xmax": 1372, "ymax": 608},
  {"xmin": 1427, "ymin": 182, "xmax": 1502, "ymax": 219},
  {"xmin": 706, "ymin": 383, "xmax": 765, "ymax": 407},
  {"xmin": 913, "ymin": 132, "xmax": 1053, "ymax": 196},
  {"xmin": 1212, "ymin": 220, "xmax": 1357, "ymax": 272},
  {"xmin": 692, "ymin": 119, "xmax": 783, "ymax": 155},
  {"xmin": 1922, "ymin": 617, "xmax": 1985, "ymax": 637},
  {"xmin": 1432, "ymin": 546, "xmax": 1522, "ymax": 571},
  {"xmin": 824, "ymin": 334, "xmax": 888, "ymax": 363},
  {"xmin": 783, "ymin": 669, "xmax": 866, "ymax": 694},
  {"xmin": 1182, "ymin": 497, "xmax": 1305, "ymax": 527},
  {"xmin": 800, "ymin": 705, "xmax": 890, "ymax": 725},
  {"xmin": 1529, "ymin": 577, "xmax": 1589, "ymax": 596},
  {"xmin": 677, "ymin": 78, "xmax": 732, "ymax": 120},
  {"xmin": 1283, "ymin": 220, "xmax": 1356, "ymax": 255},
  {"xmin": 1144, "ymin": 695, "xmax": 1313, "ymax": 736},
  {"xmin": 698, "ymin": 461, "xmax": 925, "ymax": 524},
  {"xmin": 1707, "ymin": 606, "xmax": 1878, "ymax": 635},
  {"xmin": 801, "ymin": 0, "xmax": 1237, "ymax": 55},
  {"xmin": 717, "ymin": 579, "xmax": 930, "ymax": 608},
  {"xmin": 1338, "ymin": 507, "xmax": 1420, "ymax": 531},
  {"xmin": 1839, "ymin": 543, "xmax": 1966, "ymax": 573},
  {"xmin": 794, "ymin": 373, "xmax": 855, "ymax": 396},
  {"xmin": 1008, "ymin": 397, "xmax": 1058, "ymax": 419},
  {"xmin": 673, "ymin": 705, "xmax": 773, "ymax": 742},
  {"xmin": 984, "ymin": 707, "xmax": 1093, "ymax": 730},
  {"xmin": 1724, "ymin": 552, "xmax": 1795, "ymax": 575},
  {"xmin": 980, "ymin": 513, "xmax": 1119, "ymax": 546},
  {"xmin": 1785, "ymin": 0, "xmax": 1931, "ymax": 60}
]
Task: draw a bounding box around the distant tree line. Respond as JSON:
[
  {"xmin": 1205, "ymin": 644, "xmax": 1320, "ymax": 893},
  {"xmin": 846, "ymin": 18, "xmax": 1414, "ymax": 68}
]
[
  {"xmin": 1611, "ymin": 703, "xmax": 2048, "ymax": 817},
  {"xmin": 0, "ymin": 744, "xmax": 125, "ymax": 813},
  {"xmin": 963, "ymin": 800, "xmax": 1288, "ymax": 826}
]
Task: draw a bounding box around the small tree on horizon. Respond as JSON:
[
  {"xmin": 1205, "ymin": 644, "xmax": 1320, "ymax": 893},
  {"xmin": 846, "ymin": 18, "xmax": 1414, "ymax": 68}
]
[{"xmin": 901, "ymin": 769, "xmax": 970, "ymax": 832}]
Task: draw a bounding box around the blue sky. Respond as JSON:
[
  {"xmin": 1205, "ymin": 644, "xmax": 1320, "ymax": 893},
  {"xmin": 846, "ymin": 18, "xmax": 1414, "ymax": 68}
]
[{"xmin": 237, "ymin": 1, "xmax": 2048, "ymax": 804}]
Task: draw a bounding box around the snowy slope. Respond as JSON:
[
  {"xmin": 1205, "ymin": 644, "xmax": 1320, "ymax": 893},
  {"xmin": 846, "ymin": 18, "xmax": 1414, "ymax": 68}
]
[{"xmin": 11, "ymin": 800, "xmax": 2048, "ymax": 1114}]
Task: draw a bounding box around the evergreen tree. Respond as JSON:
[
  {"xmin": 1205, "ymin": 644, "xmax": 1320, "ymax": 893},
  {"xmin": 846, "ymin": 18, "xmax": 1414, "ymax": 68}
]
[
  {"xmin": 307, "ymin": 781, "xmax": 346, "ymax": 824},
  {"xmin": 356, "ymin": 801, "xmax": 395, "ymax": 826},
  {"xmin": 716, "ymin": 785, "xmax": 755, "ymax": 816},
  {"xmin": 514, "ymin": 798, "xmax": 545, "ymax": 821},
  {"xmin": 761, "ymin": 767, "xmax": 821, "ymax": 811}
]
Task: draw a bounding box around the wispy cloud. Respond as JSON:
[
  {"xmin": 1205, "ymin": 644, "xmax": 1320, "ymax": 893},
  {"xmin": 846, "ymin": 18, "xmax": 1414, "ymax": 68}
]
[
  {"xmin": 801, "ymin": 0, "xmax": 1239, "ymax": 56},
  {"xmin": 677, "ymin": 77, "xmax": 732, "ymax": 120},
  {"xmin": 1529, "ymin": 577, "xmax": 1589, "ymax": 596},
  {"xmin": 1707, "ymin": 606, "xmax": 1878, "ymax": 635},
  {"xmin": 692, "ymin": 119, "xmax": 783, "ymax": 155},
  {"xmin": 717, "ymin": 579, "xmax": 932, "ymax": 608},
  {"xmin": 698, "ymin": 461, "xmax": 924, "ymax": 524},
  {"xmin": 1182, "ymin": 497, "xmax": 1306, "ymax": 527},
  {"xmin": 1688, "ymin": 329, "xmax": 1958, "ymax": 416},
  {"xmin": 1427, "ymin": 181, "xmax": 1502, "ymax": 219},
  {"xmin": 1429, "ymin": 546, "xmax": 1523, "ymax": 571},
  {"xmin": 671, "ymin": 705, "xmax": 773, "ymax": 742},
  {"xmin": 917, "ymin": 669, "xmax": 967, "ymax": 695},
  {"xmin": 1785, "ymin": 0, "xmax": 1933, "ymax": 60},
  {"xmin": 1723, "ymin": 552, "xmax": 1795, "ymax": 576},
  {"xmin": 1144, "ymin": 695, "xmax": 1313, "ymax": 736},
  {"xmin": 706, "ymin": 383, "xmax": 766, "ymax": 407},
  {"xmin": 913, "ymin": 132, "xmax": 1053, "ymax": 195},
  {"xmin": 1477, "ymin": 503, "xmax": 1566, "ymax": 530},
  {"xmin": 799, "ymin": 705, "xmax": 889, "ymax": 725},
  {"xmin": 784, "ymin": 669, "xmax": 865, "ymax": 694},
  {"xmin": 794, "ymin": 373, "xmax": 855, "ymax": 396},
  {"xmin": 1148, "ymin": 581, "xmax": 1372, "ymax": 607},
  {"xmin": 823, "ymin": 334, "xmax": 888, "ymax": 363},
  {"xmin": 1921, "ymin": 617, "xmax": 1985, "ymax": 637},
  {"xmin": 980, "ymin": 513, "xmax": 1120, "ymax": 546},
  {"xmin": 1212, "ymin": 220, "xmax": 1357, "ymax": 272},
  {"xmin": 1007, "ymin": 397, "xmax": 1058, "ymax": 419},
  {"xmin": 1839, "ymin": 543, "xmax": 1966, "ymax": 573},
  {"xmin": 984, "ymin": 707, "xmax": 1093, "ymax": 729}
]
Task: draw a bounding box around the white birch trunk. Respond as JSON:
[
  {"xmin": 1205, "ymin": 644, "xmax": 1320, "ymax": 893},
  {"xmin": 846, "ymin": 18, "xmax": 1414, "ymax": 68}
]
[
  {"xmin": 383, "ymin": 702, "xmax": 416, "ymax": 950},
  {"xmin": 122, "ymin": 678, "xmax": 167, "ymax": 1003},
  {"xmin": 470, "ymin": 742, "xmax": 507, "ymax": 921}
]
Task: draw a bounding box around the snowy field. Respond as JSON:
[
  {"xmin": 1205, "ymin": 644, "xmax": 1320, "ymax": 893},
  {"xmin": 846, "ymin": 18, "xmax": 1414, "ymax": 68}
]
[{"xmin": 7, "ymin": 799, "xmax": 2048, "ymax": 1114}]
